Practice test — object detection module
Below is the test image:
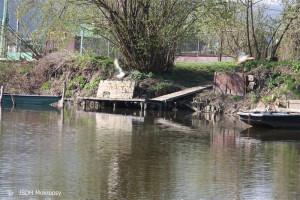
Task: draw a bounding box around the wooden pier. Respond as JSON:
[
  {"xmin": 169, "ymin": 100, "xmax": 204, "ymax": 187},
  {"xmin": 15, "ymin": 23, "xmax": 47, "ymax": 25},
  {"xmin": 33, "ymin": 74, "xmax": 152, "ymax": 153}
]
[
  {"xmin": 150, "ymin": 85, "xmax": 212, "ymax": 102},
  {"xmin": 78, "ymin": 97, "xmax": 146, "ymax": 111},
  {"xmin": 79, "ymin": 84, "xmax": 212, "ymax": 111},
  {"xmin": 149, "ymin": 85, "xmax": 212, "ymax": 110}
]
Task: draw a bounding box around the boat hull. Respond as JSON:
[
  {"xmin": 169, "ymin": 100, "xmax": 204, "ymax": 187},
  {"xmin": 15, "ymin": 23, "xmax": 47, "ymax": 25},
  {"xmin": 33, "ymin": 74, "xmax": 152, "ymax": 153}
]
[
  {"xmin": 238, "ymin": 111, "xmax": 300, "ymax": 129},
  {"xmin": 2, "ymin": 94, "xmax": 61, "ymax": 106}
]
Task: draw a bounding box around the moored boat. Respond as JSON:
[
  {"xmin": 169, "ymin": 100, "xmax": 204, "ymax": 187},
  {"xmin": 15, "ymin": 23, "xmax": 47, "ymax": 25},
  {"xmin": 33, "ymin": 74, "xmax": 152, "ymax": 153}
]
[
  {"xmin": 237, "ymin": 111, "xmax": 300, "ymax": 128},
  {"xmin": 1, "ymin": 94, "xmax": 61, "ymax": 106}
]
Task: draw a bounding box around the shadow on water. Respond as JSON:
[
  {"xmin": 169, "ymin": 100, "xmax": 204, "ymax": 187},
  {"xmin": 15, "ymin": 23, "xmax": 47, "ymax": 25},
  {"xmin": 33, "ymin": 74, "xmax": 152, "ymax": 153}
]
[
  {"xmin": 240, "ymin": 127, "xmax": 300, "ymax": 141},
  {"xmin": 1, "ymin": 104, "xmax": 59, "ymax": 112}
]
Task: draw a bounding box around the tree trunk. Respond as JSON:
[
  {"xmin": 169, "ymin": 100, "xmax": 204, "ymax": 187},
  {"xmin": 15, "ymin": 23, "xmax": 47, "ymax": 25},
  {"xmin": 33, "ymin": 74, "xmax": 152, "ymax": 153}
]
[
  {"xmin": 270, "ymin": 16, "xmax": 298, "ymax": 61},
  {"xmin": 250, "ymin": 0, "xmax": 260, "ymax": 59},
  {"xmin": 246, "ymin": 0, "xmax": 253, "ymax": 57}
]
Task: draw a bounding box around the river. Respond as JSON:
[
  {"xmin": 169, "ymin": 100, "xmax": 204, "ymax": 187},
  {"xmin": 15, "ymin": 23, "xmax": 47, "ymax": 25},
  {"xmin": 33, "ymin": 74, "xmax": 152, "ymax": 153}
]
[{"xmin": 1, "ymin": 106, "xmax": 300, "ymax": 199}]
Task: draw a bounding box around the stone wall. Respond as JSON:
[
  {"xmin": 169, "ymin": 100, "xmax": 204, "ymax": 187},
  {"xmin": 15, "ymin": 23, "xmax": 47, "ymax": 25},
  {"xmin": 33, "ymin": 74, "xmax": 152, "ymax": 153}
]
[{"xmin": 96, "ymin": 80, "xmax": 136, "ymax": 99}]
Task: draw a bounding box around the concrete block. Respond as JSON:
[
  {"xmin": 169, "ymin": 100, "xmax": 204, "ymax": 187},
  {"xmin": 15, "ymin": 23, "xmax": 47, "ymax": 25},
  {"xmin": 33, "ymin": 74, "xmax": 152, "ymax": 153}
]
[
  {"xmin": 247, "ymin": 75, "xmax": 255, "ymax": 82},
  {"xmin": 97, "ymin": 80, "xmax": 136, "ymax": 99}
]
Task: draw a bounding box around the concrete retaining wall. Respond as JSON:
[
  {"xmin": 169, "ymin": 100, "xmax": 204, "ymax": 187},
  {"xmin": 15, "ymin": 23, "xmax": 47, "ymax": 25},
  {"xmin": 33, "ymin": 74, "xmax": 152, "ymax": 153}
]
[{"xmin": 96, "ymin": 80, "xmax": 136, "ymax": 99}]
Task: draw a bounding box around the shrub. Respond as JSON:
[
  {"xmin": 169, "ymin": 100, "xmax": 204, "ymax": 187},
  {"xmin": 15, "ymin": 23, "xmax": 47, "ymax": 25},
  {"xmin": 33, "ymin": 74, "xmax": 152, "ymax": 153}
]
[
  {"xmin": 292, "ymin": 62, "xmax": 300, "ymax": 72},
  {"xmin": 19, "ymin": 65, "xmax": 33, "ymax": 74},
  {"xmin": 251, "ymin": 94, "xmax": 260, "ymax": 103},
  {"xmin": 147, "ymin": 72, "xmax": 154, "ymax": 78},
  {"xmin": 154, "ymin": 82, "xmax": 176, "ymax": 91},
  {"xmin": 41, "ymin": 81, "xmax": 51, "ymax": 90},
  {"xmin": 91, "ymin": 55, "xmax": 114, "ymax": 69},
  {"xmin": 244, "ymin": 61, "xmax": 257, "ymax": 72},
  {"xmin": 85, "ymin": 77, "xmax": 105, "ymax": 91},
  {"xmin": 74, "ymin": 55, "xmax": 91, "ymax": 69},
  {"xmin": 133, "ymin": 73, "xmax": 147, "ymax": 80},
  {"xmin": 67, "ymin": 75, "xmax": 87, "ymax": 90},
  {"xmin": 262, "ymin": 92, "xmax": 279, "ymax": 104},
  {"xmin": 264, "ymin": 71, "xmax": 283, "ymax": 90},
  {"xmin": 262, "ymin": 96, "xmax": 274, "ymax": 104},
  {"xmin": 233, "ymin": 95, "xmax": 242, "ymax": 101}
]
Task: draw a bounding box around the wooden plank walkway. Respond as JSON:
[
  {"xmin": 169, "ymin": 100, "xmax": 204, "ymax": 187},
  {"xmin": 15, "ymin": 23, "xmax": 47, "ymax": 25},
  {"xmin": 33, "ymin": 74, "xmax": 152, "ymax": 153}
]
[{"xmin": 150, "ymin": 85, "xmax": 212, "ymax": 102}]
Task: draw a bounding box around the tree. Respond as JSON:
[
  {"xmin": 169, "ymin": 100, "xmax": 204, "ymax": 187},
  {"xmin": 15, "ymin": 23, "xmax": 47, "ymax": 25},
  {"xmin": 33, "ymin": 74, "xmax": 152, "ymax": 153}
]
[
  {"xmin": 76, "ymin": 0, "xmax": 203, "ymax": 73},
  {"xmin": 15, "ymin": 0, "xmax": 102, "ymax": 55},
  {"xmin": 268, "ymin": 1, "xmax": 300, "ymax": 60},
  {"xmin": 194, "ymin": 0, "xmax": 300, "ymax": 61}
]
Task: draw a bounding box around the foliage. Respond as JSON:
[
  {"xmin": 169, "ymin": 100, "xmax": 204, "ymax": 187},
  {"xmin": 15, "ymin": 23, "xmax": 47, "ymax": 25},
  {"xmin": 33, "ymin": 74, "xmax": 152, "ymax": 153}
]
[
  {"xmin": 153, "ymin": 82, "xmax": 181, "ymax": 95},
  {"xmin": 264, "ymin": 71, "xmax": 283, "ymax": 90},
  {"xmin": 65, "ymin": 90, "xmax": 74, "ymax": 98},
  {"xmin": 19, "ymin": 64, "xmax": 34, "ymax": 74},
  {"xmin": 16, "ymin": 0, "xmax": 101, "ymax": 55},
  {"xmin": 73, "ymin": 0, "xmax": 204, "ymax": 73},
  {"xmin": 262, "ymin": 94, "xmax": 278, "ymax": 104},
  {"xmin": 194, "ymin": 0, "xmax": 300, "ymax": 61},
  {"xmin": 133, "ymin": 73, "xmax": 147, "ymax": 80},
  {"xmin": 292, "ymin": 62, "xmax": 300, "ymax": 72},
  {"xmin": 84, "ymin": 77, "xmax": 105, "ymax": 91},
  {"xmin": 233, "ymin": 95, "xmax": 242, "ymax": 101},
  {"xmin": 40, "ymin": 81, "xmax": 51, "ymax": 90},
  {"xmin": 91, "ymin": 55, "xmax": 114, "ymax": 69},
  {"xmin": 67, "ymin": 75, "xmax": 87, "ymax": 90},
  {"xmin": 133, "ymin": 72, "xmax": 155, "ymax": 80},
  {"xmin": 244, "ymin": 61, "xmax": 256, "ymax": 72},
  {"xmin": 73, "ymin": 55, "xmax": 92, "ymax": 69},
  {"xmin": 251, "ymin": 94, "xmax": 260, "ymax": 103},
  {"xmin": 147, "ymin": 72, "xmax": 154, "ymax": 78}
]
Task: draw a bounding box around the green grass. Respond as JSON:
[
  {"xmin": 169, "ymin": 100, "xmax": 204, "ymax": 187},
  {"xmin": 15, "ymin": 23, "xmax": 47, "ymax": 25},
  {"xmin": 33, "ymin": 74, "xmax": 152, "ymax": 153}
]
[
  {"xmin": 160, "ymin": 62, "xmax": 239, "ymax": 87},
  {"xmin": 160, "ymin": 61, "xmax": 300, "ymax": 88}
]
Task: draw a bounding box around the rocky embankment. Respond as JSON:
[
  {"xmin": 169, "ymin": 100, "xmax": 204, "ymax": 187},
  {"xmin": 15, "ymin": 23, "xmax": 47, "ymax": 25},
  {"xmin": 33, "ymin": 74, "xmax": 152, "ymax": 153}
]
[{"xmin": 193, "ymin": 63, "xmax": 300, "ymax": 115}]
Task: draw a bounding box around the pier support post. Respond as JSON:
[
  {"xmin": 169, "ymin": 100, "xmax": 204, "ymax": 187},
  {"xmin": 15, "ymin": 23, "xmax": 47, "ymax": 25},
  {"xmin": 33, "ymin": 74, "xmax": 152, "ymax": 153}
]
[
  {"xmin": 0, "ymin": 86, "xmax": 4, "ymax": 105},
  {"xmin": 140, "ymin": 102, "xmax": 144, "ymax": 111},
  {"xmin": 83, "ymin": 100, "xmax": 86, "ymax": 111},
  {"xmin": 113, "ymin": 102, "xmax": 116, "ymax": 110}
]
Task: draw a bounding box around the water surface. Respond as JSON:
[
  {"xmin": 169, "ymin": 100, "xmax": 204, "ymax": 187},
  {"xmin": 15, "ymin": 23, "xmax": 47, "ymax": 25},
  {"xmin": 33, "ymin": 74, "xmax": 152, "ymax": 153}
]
[{"xmin": 1, "ymin": 107, "xmax": 300, "ymax": 199}]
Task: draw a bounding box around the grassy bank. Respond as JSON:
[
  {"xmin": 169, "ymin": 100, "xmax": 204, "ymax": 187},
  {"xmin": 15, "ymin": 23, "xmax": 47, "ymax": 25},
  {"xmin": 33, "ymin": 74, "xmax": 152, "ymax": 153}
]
[{"xmin": 162, "ymin": 62, "xmax": 239, "ymax": 87}]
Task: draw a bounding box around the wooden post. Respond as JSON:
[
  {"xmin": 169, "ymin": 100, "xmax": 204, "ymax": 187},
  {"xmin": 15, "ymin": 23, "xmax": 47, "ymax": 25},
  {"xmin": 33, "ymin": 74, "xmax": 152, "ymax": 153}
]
[
  {"xmin": 83, "ymin": 100, "xmax": 86, "ymax": 111},
  {"xmin": 0, "ymin": 86, "xmax": 4, "ymax": 105},
  {"xmin": 159, "ymin": 103, "xmax": 162, "ymax": 111},
  {"xmin": 213, "ymin": 72, "xmax": 216, "ymax": 93},
  {"xmin": 140, "ymin": 102, "xmax": 144, "ymax": 111}
]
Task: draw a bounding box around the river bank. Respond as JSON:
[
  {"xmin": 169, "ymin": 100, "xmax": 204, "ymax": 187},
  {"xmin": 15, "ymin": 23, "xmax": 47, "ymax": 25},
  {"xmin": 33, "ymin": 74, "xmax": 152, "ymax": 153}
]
[{"xmin": 1, "ymin": 52, "xmax": 300, "ymax": 115}]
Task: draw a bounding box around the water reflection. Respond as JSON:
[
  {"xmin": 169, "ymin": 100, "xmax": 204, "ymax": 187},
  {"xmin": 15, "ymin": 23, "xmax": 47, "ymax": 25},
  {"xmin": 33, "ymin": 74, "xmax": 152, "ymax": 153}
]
[
  {"xmin": 240, "ymin": 127, "xmax": 300, "ymax": 141},
  {"xmin": 0, "ymin": 108, "xmax": 300, "ymax": 199}
]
